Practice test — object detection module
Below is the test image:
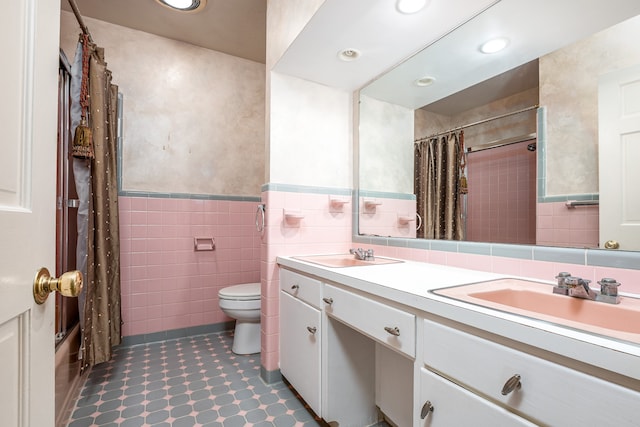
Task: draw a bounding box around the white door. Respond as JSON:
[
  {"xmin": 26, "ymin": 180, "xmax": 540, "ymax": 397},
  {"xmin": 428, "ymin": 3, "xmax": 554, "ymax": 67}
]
[
  {"xmin": 599, "ymin": 64, "xmax": 640, "ymax": 251},
  {"xmin": 0, "ymin": 1, "xmax": 61, "ymax": 426}
]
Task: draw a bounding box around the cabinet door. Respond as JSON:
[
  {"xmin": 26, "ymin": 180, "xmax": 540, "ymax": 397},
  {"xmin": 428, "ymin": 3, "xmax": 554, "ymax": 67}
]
[
  {"xmin": 280, "ymin": 291, "xmax": 321, "ymax": 415},
  {"xmin": 420, "ymin": 368, "xmax": 537, "ymax": 427},
  {"xmin": 424, "ymin": 319, "xmax": 640, "ymax": 426}
]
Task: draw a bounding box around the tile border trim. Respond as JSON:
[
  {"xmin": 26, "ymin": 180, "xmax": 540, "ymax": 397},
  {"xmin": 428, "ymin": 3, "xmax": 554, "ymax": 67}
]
[{"xmin": 119, "ymin": 321, "xmax": 234, "ymax": 347}]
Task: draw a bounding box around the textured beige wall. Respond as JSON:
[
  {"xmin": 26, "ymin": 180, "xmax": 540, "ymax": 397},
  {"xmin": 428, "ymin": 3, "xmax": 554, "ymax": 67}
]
[
  {"xmin": 359, "ymin": 95, "xmax": 414, "ymax": 194},
  {"xmin": 540, "ymin": 14, "xmax": 640, "ymax": 196},
  {"xmin": 60, "ymin": 11, "xmax": 265, "ymax": 197}
]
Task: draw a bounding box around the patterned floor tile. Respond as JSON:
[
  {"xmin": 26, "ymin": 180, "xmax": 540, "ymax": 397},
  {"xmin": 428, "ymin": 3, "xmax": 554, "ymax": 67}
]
[{"xmin": 66, "ymin": 331, "xmax": 324, "ymax": 427}]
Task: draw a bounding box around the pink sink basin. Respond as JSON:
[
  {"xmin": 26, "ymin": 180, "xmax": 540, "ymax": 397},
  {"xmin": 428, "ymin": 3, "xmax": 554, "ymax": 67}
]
[
  {"xmin": 293, "ymin": 254, "xmax": 403, "ymax": 268},
  {"xmin": 434, "ymin": 278, "xmax": 640, "ymax": 344}
]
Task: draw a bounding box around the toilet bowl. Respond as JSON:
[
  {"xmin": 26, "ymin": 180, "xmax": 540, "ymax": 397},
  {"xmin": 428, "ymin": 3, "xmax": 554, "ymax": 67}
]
[{"xmin": 218, "ymin": 283, "xmax": 261, "ymax": 355}]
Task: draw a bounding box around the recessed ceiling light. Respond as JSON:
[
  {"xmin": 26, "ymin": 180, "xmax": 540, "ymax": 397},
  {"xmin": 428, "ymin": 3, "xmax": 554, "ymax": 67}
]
[
  {"xmin": 156, "ymin": 0, "xmax": 206, "ymax": 12},
  {"xmin": 415, "ymin": 76, "xmax": 436, "ymax": 87},
  {"xmin": 479, "ymin": 37, "xmax": 509, "ymax": 54},
  {"xmin": 338, "ymin": 48, "xmax": 361, "ymax": 62},
  {"xmin": 396, "ymin": 0, "xmax": 430, "ymax": 14}
]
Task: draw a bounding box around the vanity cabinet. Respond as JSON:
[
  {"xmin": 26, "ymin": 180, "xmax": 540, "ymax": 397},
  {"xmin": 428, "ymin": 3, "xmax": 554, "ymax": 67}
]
[
  {"xmin": 323, "ymin": 283, "xmax": 416, "ymax": 358},
  {"xmin": 279, "ymin": 269, "xmax": 322, "ymax": 415},
  {"xmin": 279, "ymin": 268, "xmax": 413, "ymax": 426},
  {"xmin": 279, "ymin": 269, "xmax": 379, "ymax": 424},
  {"xmin": 419, "ymin": 368, "xmax": 537, "ymax": 427},
  {"xmin": 421, "ymin": 319, "xmax": 640, "ymax": 426},
  {"xmin": 278, "ymin": 260, "xmax": 640, "ymax": 427}
]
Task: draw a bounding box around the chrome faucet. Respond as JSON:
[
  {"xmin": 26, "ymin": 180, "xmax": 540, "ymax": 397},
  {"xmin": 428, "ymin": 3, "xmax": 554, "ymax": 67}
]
[
  {"xmin": 350, "ymin": 247, "xmax": 375, "ymax": 261},
  {"xmin": 565, "ymin": 276, "xmax": 596, "ymax": 300},
  {"xmin": 554, "ymin": 272, "xmax": 621, "ymax": 304}
]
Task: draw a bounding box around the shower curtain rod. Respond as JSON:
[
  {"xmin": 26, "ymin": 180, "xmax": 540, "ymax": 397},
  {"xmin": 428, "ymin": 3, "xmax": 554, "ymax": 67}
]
[
  {"xmin": 414, "ymin": 104, "xmax": 539, "ymax": 143},
  {"xmin": 68, "ymin": 0, "xmax": 94, "ymax": 43}
]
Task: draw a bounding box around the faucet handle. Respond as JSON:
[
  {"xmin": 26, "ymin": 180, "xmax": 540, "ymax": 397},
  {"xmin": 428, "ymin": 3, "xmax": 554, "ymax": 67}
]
[
  {"xmin": 552, "ymin": 272, "xmax": 572, "ymax": 295},
  {"xmin": 555, "ymin": 271, "xmax": 571, "ymax": 285},
  {"xmin": 598, "ymin": 278, "xmax": 621, "ymax": 296}
]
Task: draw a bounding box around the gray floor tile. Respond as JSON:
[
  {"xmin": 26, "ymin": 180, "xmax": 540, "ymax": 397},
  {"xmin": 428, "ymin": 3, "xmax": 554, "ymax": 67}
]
[{"xmin": 66, "ymin": 331, "xmax": 324, "ymax": 426}]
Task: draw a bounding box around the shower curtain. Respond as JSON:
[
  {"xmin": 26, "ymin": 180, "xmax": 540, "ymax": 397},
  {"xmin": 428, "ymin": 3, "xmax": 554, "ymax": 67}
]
[
  {"xmin": 414, "ymin": 132, "xmax": 464, "ymax": 240},
  {"xmin": 71, "ymin": 35, "xmax": 122, "ymax": 370}
]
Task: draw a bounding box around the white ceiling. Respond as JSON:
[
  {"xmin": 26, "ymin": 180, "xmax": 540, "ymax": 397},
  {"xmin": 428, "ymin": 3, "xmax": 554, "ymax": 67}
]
[
  {"xmin": 273, "ymin": 0, "xmax": 500, "ymax": 92},
  {"xmin": 360, "ymin": 0, "xmax": 640, "ymax": 111}
]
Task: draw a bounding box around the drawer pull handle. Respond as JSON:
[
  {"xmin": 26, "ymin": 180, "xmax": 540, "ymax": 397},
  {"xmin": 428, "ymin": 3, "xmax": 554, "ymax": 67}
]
[
  {"xmin": 384, "ymin": 326, "xmax": 400, "ymax": 336},
  {"xmin": 420, "ymin": 400, "xmax": 434, "ymax": 419},
  {"xmin": 501, "ymin": 374, "xmax": 522, "ymax": 395},
  {"xmin": 323, "ymin": 297, "xmax": 334, "ymax": 305},
  {"xmin": 307, "ymin": 326, "xmax": 317, "ymax": 334},
  {"xmin": 291, "ymin": 284, "xmax": 299, "ymax": 290}
]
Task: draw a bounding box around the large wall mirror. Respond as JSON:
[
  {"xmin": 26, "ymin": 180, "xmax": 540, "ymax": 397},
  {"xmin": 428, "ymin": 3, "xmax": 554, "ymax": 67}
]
[{"xmin": 358, "ymin": 0, "xmax": 640, "ymax": 252}]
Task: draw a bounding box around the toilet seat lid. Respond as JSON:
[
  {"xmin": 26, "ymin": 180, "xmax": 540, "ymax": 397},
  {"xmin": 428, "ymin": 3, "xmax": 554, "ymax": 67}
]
[{"xmin": 219, "ymin": 283, "xmax": 261, "ymax": 300}]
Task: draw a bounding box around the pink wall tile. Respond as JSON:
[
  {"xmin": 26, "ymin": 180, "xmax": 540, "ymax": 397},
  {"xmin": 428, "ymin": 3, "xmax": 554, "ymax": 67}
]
[
  {"xmin": 260, "ymin": 190, "xmax": 353, "ymax": 371},
  {"xmin": 118, "ymin": 196, "xmax": 261, "ymax": 337},
  {"xmin": 466, "ymin": 141, "xmax": 536, "ymax": 245},
  {"xmin": 537, "ymin": 202, "xmax": 598, "ymax": 248}
]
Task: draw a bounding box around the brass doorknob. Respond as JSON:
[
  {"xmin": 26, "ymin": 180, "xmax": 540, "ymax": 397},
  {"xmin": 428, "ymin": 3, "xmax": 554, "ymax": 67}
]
[
  {"xmin": 604, "ymin": 240, "xmax": 620, "ymax": 249},
  {"xmin": 33, "ymin": 267, "xmax": 83, "ymax": 305}
]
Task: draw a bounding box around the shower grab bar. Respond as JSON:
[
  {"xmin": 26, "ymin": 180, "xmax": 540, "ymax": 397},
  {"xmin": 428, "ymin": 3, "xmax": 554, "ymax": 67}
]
[{"xmin": 565, "ymin": 200, "xmax": 599, "ymax": 208}]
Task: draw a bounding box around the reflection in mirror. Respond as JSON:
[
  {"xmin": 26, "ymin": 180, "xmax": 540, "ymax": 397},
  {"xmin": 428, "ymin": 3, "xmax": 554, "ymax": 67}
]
[{"xmin": 358, "ymin": 0, "xmax": 640, "ymax": 250}]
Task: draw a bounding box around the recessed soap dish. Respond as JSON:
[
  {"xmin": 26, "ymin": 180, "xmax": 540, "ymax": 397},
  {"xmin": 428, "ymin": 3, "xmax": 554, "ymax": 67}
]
[{"xmin": 194, "ymin": 237, "xmax": 215, "ymax": 251}]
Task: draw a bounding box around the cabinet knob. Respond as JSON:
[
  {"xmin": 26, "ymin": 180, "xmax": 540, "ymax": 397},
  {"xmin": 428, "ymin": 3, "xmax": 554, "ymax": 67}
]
[
  {"xmin": 306, "ymin": 326, "xmax": 317, "ymax": 334},
  {"xmin": 291, "ymin": 284, "xmax": 299, "ymax": 290},
  {"xmin": 501, "ymin": 374, "xmax": 522, "ymax": 395},
  {"xmin": 420, "ymin": 400, "xmax": 434, "ymax": 419},
  {"xmin": 384, "ymin": 326, "xmax": 400, "ymax": 336},
  {"xmin": 323, "ymin": 297, "xmax": 333, "ymax": 305}
]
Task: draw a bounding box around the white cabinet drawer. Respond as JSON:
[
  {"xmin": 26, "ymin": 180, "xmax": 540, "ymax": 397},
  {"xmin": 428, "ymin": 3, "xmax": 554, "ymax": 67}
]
[
  {"xmin": 280, "ymin": 268, "xmax": 322, "ymax": 308},
  {"xmin": 423, "ymin": 319, "xmax": 640, "ymax": 426},
  {"xmin": 324, "ymin": 283, "xmax": 415, "ymax": 358},
  {"xmin": 279, "ymin": 291, "xmax": 321, "ymax": 416},
  {"xmin": 419, "ymin": 367, "xmax": 537, "ymax": 427}
]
